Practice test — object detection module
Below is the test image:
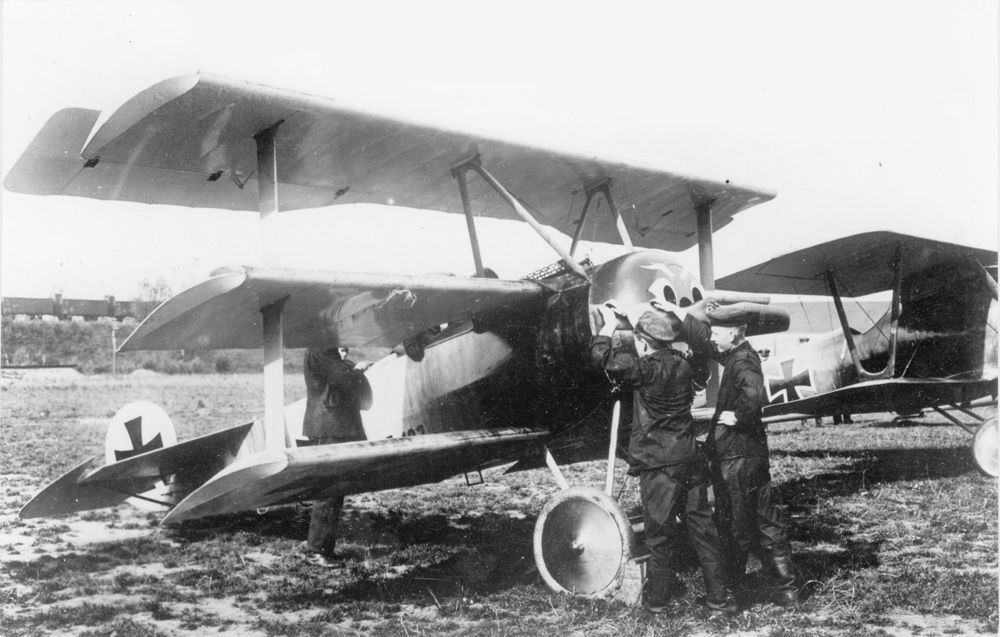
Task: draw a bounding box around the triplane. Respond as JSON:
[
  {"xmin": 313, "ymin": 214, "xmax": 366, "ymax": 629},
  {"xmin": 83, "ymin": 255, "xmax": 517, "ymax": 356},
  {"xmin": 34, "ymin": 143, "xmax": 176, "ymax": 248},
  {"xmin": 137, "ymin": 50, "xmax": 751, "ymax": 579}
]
[{"xmin": 7, "ymin": 74, "xmax": 997, "ymax": 599}]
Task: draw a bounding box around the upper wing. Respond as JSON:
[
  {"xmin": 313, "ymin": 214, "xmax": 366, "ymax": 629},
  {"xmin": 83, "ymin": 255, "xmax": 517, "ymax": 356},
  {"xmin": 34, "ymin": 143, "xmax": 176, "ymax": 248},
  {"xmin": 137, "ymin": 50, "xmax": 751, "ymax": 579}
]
[
  {"xmin": 762, "ymin": 376, "xmax": 999, "ymax": 418},
  {"xmin": 5, "ymin": 74, "xmax": 774, "ymax": 251},
  {"xmin": 718, "ymin": 231, "xmax": 998, "ymax": 296},
  {"xmin": 162, "ymin": 427, "xmax": 548, "ymax": 523},
  {"xmin": 119, "ymin": 266, "xmax": 549, "ymax": 351}
]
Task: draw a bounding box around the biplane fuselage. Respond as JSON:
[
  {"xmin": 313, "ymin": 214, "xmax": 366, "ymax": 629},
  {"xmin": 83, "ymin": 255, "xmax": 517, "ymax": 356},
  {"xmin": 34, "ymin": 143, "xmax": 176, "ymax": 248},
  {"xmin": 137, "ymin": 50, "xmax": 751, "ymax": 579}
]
[{"xmin": 290, "ymin": 249, "xmax": 707, "ymax": 449}]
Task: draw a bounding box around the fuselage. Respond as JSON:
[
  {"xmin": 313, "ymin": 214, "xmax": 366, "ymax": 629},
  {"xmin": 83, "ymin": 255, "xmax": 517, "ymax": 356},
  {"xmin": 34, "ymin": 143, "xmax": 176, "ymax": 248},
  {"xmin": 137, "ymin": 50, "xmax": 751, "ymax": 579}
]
[{"xmin": 283, "ymin": 250, "xmax": 704, "ymax": 449}]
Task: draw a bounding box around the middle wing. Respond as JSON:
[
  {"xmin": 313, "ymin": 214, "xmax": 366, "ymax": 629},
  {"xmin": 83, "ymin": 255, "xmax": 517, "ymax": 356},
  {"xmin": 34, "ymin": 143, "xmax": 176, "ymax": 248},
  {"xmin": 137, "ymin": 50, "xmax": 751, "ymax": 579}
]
[{"xmin": 120, "ymin": 266, "xmax": 550, "ymax": 351}]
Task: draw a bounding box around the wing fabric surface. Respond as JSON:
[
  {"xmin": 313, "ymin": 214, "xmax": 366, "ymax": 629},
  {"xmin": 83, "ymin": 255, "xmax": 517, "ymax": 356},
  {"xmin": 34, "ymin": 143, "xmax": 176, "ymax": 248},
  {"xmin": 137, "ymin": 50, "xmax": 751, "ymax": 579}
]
[
  {"xmin": 163, "ymin": 427, "xmax": 548, "ymax": 523},
  {"xmin": 762, "ymin": 376, "xmax": 998, "ymax": 418},
  {"xmin": 718, "ymin": 232, "xmax": 998, "ymax": 297},
  {"xmin": 4, "ymin": 74, "xmax": 774, "ymax": 251},
  {"xmin": 120, "ymin": 266, "xmax": 549, "ymax": 351}
]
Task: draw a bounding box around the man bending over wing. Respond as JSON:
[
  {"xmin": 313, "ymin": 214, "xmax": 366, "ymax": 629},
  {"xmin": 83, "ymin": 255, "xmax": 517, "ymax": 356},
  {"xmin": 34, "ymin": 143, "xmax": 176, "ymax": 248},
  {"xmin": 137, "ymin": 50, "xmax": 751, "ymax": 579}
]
[
  {"xmin": 299, "ymin": 346, "xmax": 372, "ymax": 566},
  {"xmin": 591, "ymin": 305, "xmax": 737, "ymax": 615}
]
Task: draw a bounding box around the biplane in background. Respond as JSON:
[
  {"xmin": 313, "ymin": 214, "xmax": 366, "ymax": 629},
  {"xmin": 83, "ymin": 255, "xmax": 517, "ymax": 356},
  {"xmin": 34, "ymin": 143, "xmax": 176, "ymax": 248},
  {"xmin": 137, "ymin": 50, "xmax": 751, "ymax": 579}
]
[
  {"xmin": 715, "ymin": 232, "xmax": 998, "ymax": 476},
  {"xmin": 4, "ymin": 74, "xmax": 994, "ymax": 601}
]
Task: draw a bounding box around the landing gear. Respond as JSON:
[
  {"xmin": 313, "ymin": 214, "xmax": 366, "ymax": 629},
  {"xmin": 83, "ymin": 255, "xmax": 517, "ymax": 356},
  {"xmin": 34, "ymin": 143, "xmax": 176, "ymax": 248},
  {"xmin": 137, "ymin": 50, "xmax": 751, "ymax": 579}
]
[
  {"xmin": 532, "ymin": 401, "xmax": 636, "ymax": 597},
  {"xmin": 973, "ymin": 416, "xmax": 998, "ymax": 477},
  {"xmin": 932, "ymin": 404, "xmax": 998, "ymax": 478},
  {"xmin": 533, "ymin": 486, "xmax": 634, "ymax": 596}
]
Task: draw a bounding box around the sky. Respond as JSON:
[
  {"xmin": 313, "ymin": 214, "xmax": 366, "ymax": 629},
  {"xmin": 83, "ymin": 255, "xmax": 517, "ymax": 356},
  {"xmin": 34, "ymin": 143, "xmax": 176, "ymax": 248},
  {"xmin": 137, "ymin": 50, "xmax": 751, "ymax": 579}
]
[{"xmin": 2, "ymin": 0, "xmax": 997, "ymax": 300}]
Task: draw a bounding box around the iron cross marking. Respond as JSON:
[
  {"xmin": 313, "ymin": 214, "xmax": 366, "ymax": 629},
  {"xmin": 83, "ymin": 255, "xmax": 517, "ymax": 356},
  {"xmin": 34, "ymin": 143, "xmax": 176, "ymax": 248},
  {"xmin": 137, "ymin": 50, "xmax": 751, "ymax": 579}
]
[
  {"xmin": 767, "ymin": 359, "xmax": 813, "ymax": 403},
  {"xmin": 114, "ymin": 416, "xmax": 164, "ymax": 461}
]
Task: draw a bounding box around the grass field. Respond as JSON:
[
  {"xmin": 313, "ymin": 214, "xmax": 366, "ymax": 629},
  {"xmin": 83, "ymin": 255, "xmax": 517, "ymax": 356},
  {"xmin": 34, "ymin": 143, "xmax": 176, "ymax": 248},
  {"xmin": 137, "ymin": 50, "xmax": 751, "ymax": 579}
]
[{"xmin": 1, "ymin": 371, "xmax": 996, "ymax": 636}]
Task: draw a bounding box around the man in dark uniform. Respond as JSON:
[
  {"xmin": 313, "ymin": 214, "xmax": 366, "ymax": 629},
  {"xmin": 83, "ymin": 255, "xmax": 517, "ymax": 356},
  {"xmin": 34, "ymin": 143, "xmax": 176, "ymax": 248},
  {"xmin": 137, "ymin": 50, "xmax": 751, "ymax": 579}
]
[
  {"xmin": 591, "ymin": 305, "xmax": 736, "ymax": 615},
  {"xmin": 670, "ymin": 300, "xmax": 799, "ymax": 606},
  {"xmin": 299, "ymin": 346, "xmax": 372, "ymax": 565}
]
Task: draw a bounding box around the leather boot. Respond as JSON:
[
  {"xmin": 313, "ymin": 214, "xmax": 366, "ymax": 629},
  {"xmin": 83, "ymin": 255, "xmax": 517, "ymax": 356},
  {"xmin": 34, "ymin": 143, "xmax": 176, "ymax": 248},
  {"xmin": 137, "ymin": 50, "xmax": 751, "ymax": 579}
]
[
  {"xmin": 727, "ymin": 551, "xmax": 748, "ymax": 590},
  {"xmin": 725, "ymin": 551, "xmax": 748, "ymax": 605},
  {"xmin": 768, "ymin": 552, "xmax": 799, "ymax": 606},
  {"xmin": 643, "ymin": 564, "xmax": 686, "ymax": 613},
  {"xmin": 700, "ymin": 559, "xmax": 739, "ymax": 616}
]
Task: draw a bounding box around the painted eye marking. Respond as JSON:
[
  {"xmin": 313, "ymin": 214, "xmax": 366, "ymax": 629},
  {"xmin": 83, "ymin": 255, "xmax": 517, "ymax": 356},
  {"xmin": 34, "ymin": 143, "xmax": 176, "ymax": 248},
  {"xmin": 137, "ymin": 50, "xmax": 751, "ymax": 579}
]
[
  {"xmin": 662, "ymin": 286, "xmax": 677, "ymax": 304},
  {"xmin": 692, "ymin": 287, "xmax": 703, "ymax": 302}
]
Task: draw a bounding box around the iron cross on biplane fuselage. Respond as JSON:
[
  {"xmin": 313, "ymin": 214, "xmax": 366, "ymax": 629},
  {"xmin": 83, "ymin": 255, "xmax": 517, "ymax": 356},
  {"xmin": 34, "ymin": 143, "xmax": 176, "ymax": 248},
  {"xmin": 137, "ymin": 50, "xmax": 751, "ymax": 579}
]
[{"xmin": 5, "ymin": 74, "xmax": 995, "ymax": 600}]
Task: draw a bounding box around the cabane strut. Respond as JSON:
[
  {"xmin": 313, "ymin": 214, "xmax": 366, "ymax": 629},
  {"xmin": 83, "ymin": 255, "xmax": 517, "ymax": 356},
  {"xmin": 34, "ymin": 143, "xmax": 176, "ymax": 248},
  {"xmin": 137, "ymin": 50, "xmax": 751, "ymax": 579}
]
[{"xmin": 452, "ymin": 155, "xmax": 591, "ymax": 281}]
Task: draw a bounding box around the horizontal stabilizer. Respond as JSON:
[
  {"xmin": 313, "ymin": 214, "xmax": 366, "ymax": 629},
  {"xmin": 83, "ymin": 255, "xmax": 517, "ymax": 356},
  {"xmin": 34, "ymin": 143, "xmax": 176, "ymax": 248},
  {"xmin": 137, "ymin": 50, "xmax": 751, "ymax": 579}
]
[
  {"xmin": 163, "ymin": 427, "xmax": 548, "ymax": 524},
  {"xmin": 719, "ymin": 231, "xmax": 998, "ymax": 297},
  {"xmin": 20, "ymin": 423, "xmax": 256, "ymax": 519},
  {"xmin": 20, "ymin": 456, "xmax": 134, "ymax": 519},
  {"xmin": 5, "ymin": 74, "xmax": 774, "ymax": 251},
  {"xmin": 82, "ymin": 422, "xmax": 255, "ymax": 485},
  {"xmin": 119, "ymin": 266, "xmax": 549, "ymax": 351}
]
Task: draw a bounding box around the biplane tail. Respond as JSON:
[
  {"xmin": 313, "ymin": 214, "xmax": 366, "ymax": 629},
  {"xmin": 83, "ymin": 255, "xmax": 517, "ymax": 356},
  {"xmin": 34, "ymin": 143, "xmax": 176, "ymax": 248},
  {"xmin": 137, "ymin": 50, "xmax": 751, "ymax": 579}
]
[{"xmin": 19, "ymin": 402, "xmax": 259, "ymax": 519}]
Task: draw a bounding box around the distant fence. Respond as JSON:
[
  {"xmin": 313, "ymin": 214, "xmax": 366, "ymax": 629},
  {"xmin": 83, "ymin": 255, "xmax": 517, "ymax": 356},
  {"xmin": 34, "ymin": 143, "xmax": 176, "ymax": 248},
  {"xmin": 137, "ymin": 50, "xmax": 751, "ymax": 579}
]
[{"xmin": 1, "ymin": 295, "xmax": 160, "ymax": 321}]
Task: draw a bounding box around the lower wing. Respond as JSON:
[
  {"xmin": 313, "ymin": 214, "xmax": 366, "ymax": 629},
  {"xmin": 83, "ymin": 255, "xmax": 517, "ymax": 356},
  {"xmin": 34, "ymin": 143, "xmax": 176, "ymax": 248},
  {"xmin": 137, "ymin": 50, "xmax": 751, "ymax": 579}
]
[
  {"xmin": 762, "ymin": 376, "xmax": 998, "ymax": 418},
  {"xmin": 163, "ymin": 427, "xmax": 548, "ymax": 523}
]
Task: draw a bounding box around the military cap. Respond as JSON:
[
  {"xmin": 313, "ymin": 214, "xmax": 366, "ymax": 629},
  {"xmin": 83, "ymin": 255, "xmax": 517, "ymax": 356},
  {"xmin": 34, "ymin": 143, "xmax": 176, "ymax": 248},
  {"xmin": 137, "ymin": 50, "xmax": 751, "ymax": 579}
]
[{"xmin": 635, "ymin": 309, "xmax": 677, "ymax": 343}]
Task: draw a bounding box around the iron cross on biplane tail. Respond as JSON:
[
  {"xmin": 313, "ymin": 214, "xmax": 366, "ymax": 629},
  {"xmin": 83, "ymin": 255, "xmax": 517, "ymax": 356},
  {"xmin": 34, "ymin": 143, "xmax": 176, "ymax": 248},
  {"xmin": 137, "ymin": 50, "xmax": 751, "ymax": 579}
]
[
  {"xmin": 710, "ymin": 232, "xmax": 999, "ymax": 475},
  {"xmin": 1, "ymin": 73, "xmax": 981, "ymax": 600}
]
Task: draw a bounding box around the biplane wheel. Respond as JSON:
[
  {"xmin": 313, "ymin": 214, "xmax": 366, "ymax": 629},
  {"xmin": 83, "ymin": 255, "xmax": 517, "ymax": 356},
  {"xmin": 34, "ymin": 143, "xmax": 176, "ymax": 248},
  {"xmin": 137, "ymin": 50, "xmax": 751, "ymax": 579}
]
[
  {"xmin": 533, "ymin": 486, "xmax": 633, "ymax": 597},
  {"xmin": 972, "ymin": 416, "xmax": 998, "ymax": 478}
]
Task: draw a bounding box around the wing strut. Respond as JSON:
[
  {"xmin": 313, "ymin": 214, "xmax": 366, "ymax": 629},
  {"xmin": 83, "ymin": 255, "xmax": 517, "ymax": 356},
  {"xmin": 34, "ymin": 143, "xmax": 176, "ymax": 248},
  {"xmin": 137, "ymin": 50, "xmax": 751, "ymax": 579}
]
[
  {"xmin": 261, "ymin": 297, "xmax": 289, "ymax": 450},
  {"xmin": 256, "ymin": 123, "xmax": 289, "ymax": 451},
  {"xmin": 255, "ymin": 122, "xmax": 284, "ymax": 267},
  {"xmin": 454, "ymin": 155, "xmax": 591, "ymax": 282},
  {"xmin": 695, "ymin": 200, "xmax": 715, "ymax": 290},
  {"xmin": 453, "ymin": 164, "xmax": 486, "ymax": 277},
  {"xmin": 570, "ymin": 180, "xmax": 634, "ymax": 256},
  {"xmin": 824, "ymin": 242, "xmax": 903, "ymax": 381},
  {"xmin": 696, "ymin": 199, "xmax": 721, "ymax": 404}
]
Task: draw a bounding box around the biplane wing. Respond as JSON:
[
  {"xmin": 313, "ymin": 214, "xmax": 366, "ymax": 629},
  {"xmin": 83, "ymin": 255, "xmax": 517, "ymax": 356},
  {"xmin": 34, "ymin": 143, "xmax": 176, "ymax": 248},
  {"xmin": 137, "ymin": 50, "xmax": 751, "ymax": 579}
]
[
  {"xmin": 4, "ymin": 74, "xmax": 773, "ymax": 251},
  {"xmin": 762, "ymin": 376, "xmax": 998, "ymax": 418},
  {"xmin": 162, "ymin": 427, "xmax": 548, "ymax": 524},
  {"xmin": 718, "ymin": 231, "xmax": 998, "ymax": 296},
  {"xmin": 120, "ymin": 265, "xmax": 550, "ymax": 351}
]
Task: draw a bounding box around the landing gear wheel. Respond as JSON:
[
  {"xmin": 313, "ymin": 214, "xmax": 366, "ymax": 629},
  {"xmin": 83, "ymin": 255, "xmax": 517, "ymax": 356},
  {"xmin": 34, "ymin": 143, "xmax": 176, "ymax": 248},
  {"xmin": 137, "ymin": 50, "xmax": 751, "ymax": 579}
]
[
  {"xmin": 972, "ymin": 416, "xmax": 998, "ymax": 477},
  {"xmin": 533, "ymin": 486, "xmax": 634, "ymax": 597}
]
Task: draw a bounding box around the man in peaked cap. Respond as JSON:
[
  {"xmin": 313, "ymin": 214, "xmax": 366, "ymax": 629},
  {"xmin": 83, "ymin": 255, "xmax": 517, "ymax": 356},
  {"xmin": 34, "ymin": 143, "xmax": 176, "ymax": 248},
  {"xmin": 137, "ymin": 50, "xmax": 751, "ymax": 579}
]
[
  {"xmin": 668, "ymin": 300, "xmax": 800, "ymax": 607},
  {"xmin": 591, "ymin": 304, "xmax": 737, "ymax": 615}
]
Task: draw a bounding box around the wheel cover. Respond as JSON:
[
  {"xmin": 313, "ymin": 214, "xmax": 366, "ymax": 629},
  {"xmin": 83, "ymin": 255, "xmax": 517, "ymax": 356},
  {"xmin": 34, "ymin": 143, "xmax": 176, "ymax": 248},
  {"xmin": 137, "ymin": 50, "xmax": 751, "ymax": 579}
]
[
  {"xmin": 973, "ymin": 416, "xmax": 999, "ymax": 477},
  {"xmin": 533, "ymin": 486, "xmax": 632, "ymax": 597}
]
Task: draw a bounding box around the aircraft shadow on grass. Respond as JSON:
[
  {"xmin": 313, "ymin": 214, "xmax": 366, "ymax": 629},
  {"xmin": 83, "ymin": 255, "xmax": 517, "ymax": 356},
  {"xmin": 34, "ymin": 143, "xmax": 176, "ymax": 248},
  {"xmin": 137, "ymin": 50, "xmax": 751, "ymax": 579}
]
[
  {"xmin": 161, "ymin": 445, "xmax": 976, "ymax": 600},
  {"xmin": 165, "ymin": 505, "xmax": 539, "ymax": 598}
]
